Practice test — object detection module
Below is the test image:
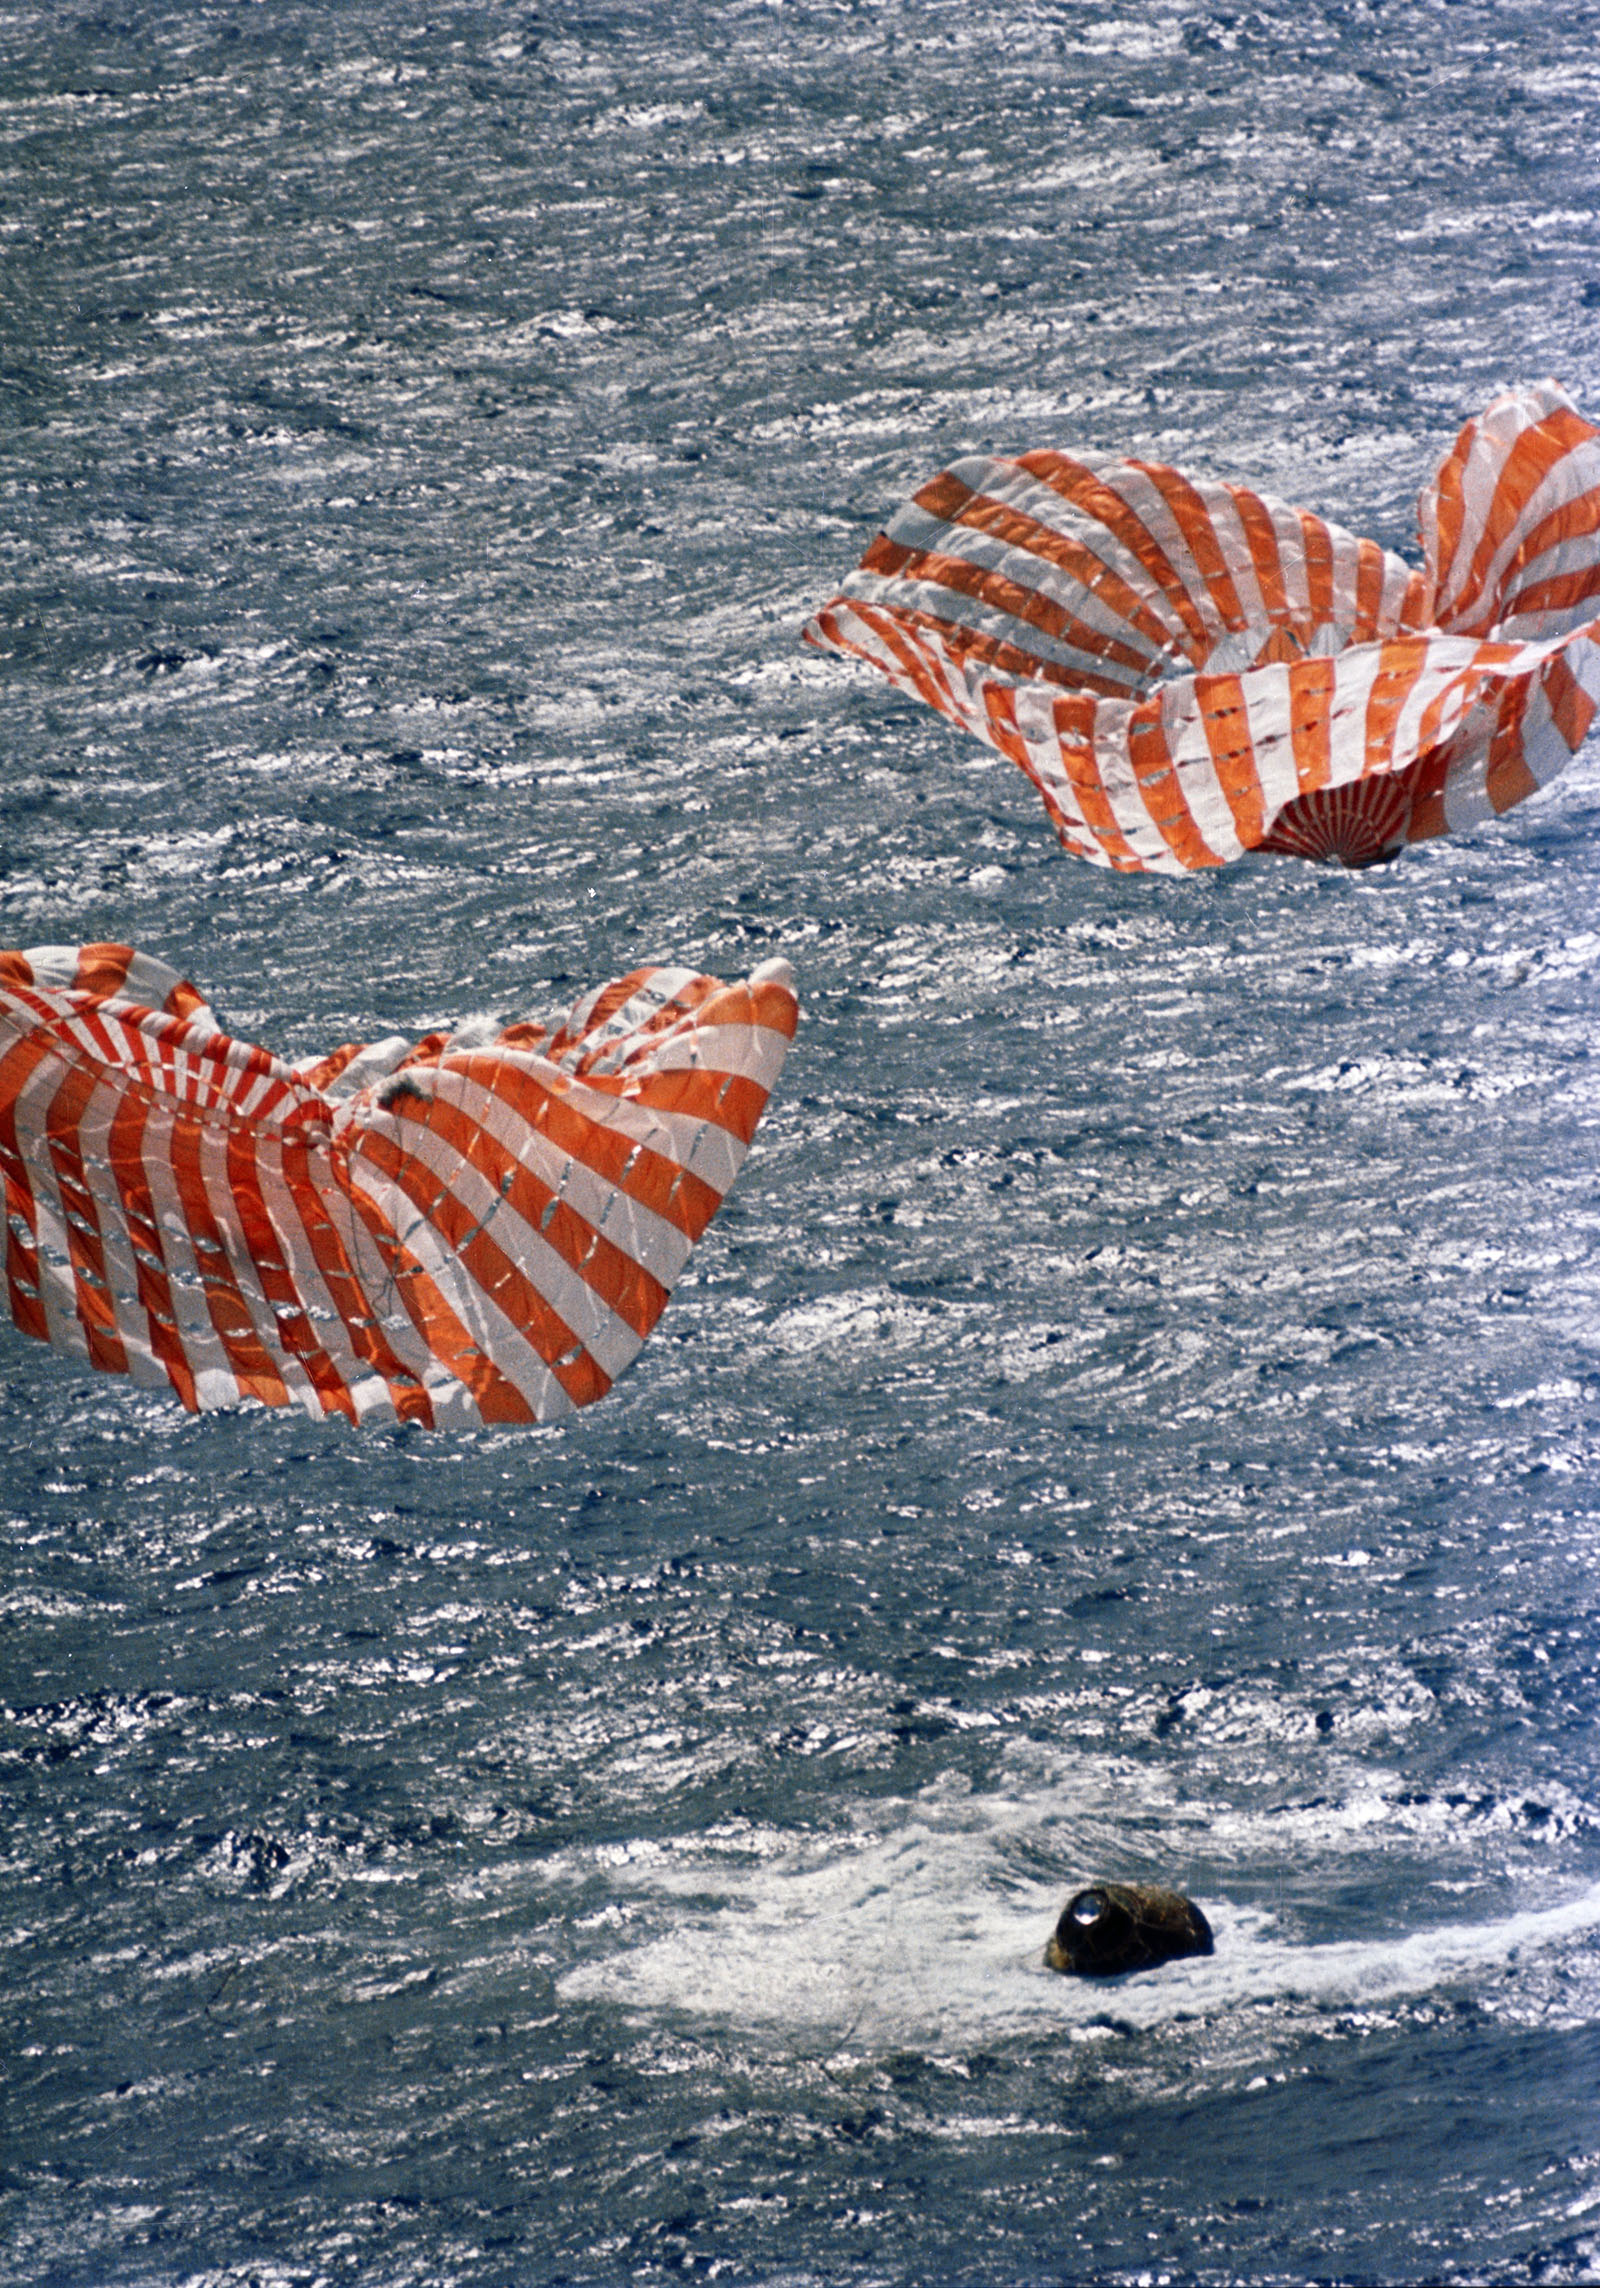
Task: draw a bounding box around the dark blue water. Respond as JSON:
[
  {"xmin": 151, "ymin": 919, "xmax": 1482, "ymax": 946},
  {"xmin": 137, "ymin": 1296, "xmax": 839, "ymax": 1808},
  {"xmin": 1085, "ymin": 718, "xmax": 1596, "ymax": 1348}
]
[{"xmin": 4, "ymin": 3, "xmax": 1600, "ymax": 2281}]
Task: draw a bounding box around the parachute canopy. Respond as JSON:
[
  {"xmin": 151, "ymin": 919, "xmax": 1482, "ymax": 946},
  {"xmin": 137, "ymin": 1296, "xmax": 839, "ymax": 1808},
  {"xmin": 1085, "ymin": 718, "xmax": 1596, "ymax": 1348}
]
[
  {"xmin": 803, "ymin": 383, "xmax": 1600, "ymax": 872},
  {"xmin": 0, "ymin": 943, "xmax": 798, "ymax": 1429}
]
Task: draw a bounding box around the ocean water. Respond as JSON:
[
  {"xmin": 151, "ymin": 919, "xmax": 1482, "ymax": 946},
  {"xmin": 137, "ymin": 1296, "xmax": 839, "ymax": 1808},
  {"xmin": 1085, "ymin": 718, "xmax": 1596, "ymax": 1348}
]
[{"xmin": 4, "ymin": 2, "xmax": 1600, "ymax": 2281}]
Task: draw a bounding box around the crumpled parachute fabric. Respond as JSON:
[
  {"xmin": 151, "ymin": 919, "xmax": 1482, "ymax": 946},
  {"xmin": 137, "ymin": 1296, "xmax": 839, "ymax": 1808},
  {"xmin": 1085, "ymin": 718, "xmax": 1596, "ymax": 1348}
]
[
  {"xmin": 0, "ymin": 943, "xmax": 798, "ymax": 1428},
  {"xmin": 804, "ymin": 382, "xmax": 1600, "ymax": 871}
]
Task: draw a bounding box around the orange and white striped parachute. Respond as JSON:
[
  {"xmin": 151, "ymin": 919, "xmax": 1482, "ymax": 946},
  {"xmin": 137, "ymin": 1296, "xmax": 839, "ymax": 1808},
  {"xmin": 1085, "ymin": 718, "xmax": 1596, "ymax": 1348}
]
[
  {"xmin": 0, "ymin": 942, "xmax": 798, "ymax": 1428},
  {"xmin": 803, "ymin": 382, "xmax": 1600, "ymax": 871}
]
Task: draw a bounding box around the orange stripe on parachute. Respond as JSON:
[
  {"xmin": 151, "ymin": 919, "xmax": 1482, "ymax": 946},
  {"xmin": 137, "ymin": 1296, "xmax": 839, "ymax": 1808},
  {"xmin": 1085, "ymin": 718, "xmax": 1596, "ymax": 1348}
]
[
  {"xmin": 1134, "ymin": 463, "xmax": 1248, "ymax": 635},
  {"xmin": 0, "ymin": 1027, "xmax": 55, "ymax": 1346},
  {"xmin": 1484, "ymin": 679, "xmax": 1541, "ymax": 813},
  {"xmin": 104, "ymin": 1069, "xmax": 199, "ymax": 1410},
  {"xmin": 1427, "ymin": 413, "xmax": 1476, "ymax": 616},
  {"xmin": 1352, "ymin": 536, "xmax": 1393, "ymax": 638},
  {"xmin": 1543, "ymin": 647, "xmax": 1599, "ymax": 756},
  {"xmin": 1362, "ymin": 641, "xmax": 1428, "ymax": 781},
  {"xmin": 42, "ymin": 1051, "xmax": 129, "ymax": 1376},
  {"xmin": 1221, "ymin": 484, "xmax": 1293, "ymax": 623},
  {"xmin": 1017, "ymin": 452, "xmax": 1218, "ymax": 662},
  {"xmin": 1446, "ymin": 409, "xmax": 1600, "ymax": 634},
  {"xmin": 1288, "ymin": 655, "xmax": 1338, "ymax": 794},
  {"xmin": 1195, "ymin": 671, "xmax": 1266, "ymax": 848},
  {"xmin": 1127, "ymin": 706, "xmax": 1220, "ymax": 871},
  {"xmin": 1043, "ymin": 696, "xmax": 1148, "ymax": 870}
]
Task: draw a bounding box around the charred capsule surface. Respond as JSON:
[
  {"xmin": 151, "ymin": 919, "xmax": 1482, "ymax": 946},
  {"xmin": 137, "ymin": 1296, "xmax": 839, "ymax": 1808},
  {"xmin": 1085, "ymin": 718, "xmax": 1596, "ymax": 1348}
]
[{"xmin": 1045, "ymin": 1882, "xmax": 1214, "ymax": 1978}]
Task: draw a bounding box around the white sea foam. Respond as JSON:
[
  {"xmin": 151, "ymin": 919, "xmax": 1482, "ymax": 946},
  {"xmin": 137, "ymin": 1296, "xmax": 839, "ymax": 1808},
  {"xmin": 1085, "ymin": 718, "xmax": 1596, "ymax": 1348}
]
[{"xmin": 556, "ymin": 1794, "xmax": 1600, "ymax": 2052}]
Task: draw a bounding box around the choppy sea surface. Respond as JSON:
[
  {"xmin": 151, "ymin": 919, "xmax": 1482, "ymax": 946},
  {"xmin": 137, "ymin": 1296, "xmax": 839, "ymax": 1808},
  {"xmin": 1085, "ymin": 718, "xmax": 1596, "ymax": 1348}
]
[{"xmin": 4, "ymin": 3, "xmax": 1600, "ymax": 2282}]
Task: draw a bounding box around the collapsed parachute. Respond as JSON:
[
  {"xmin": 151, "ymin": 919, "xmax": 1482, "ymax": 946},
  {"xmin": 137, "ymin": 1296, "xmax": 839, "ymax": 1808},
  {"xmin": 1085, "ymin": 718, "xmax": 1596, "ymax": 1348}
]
[
  {"xmin": 804, "ymin": 383, "xmax": 1600, "ymax": 871},
  {"xmin": 0, "ymin": 943, "xmax": 798, "ymax": 1428}
]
